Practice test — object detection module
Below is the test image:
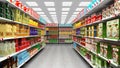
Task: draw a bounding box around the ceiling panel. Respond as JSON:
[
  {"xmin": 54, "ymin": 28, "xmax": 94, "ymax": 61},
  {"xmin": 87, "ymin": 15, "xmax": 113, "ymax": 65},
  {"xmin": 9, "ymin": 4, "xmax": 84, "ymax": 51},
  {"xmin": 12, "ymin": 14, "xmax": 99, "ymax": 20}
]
[{"xmin": 20, "ymin": 0, "xmax": 92, "ymax": 24}]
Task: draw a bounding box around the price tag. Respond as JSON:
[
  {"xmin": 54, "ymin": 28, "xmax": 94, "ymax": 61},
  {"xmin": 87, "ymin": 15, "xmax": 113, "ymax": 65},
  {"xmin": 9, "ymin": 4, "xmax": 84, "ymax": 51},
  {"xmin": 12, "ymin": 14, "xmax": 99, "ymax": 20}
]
[
  {"xmin": 0, "ymin": 38, "xmax": 3, "ymax": 41},
  {"xmin": 108, "ymin": 60, "xmax": 111, "ymax": 64}
]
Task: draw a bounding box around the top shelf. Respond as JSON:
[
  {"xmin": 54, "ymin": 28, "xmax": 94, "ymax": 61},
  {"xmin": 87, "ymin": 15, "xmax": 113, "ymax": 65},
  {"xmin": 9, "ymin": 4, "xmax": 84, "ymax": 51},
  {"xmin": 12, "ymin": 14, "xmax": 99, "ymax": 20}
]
[
  {"xmin": 0, "ymin": 0, "xmax": 45, "ymax": 25},
  {"xmin": 73, "ymin": 0, "xmax": 113, "ymax": 24}
]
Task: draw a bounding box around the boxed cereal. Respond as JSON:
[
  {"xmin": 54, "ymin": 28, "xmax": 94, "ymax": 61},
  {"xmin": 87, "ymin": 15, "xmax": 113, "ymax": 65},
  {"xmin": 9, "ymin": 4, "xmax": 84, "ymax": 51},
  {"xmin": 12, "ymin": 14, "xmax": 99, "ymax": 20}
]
[
  {"xmin": 107, "ymin": 19, "xmax": 120, "ymax": 40},
  {"xmin": 112, "ymin": 45, "xmax": 120, "ymax": 65},
  {"xmin": 98, "ymin": 23, "xmax": 103, "ymax": 38}
]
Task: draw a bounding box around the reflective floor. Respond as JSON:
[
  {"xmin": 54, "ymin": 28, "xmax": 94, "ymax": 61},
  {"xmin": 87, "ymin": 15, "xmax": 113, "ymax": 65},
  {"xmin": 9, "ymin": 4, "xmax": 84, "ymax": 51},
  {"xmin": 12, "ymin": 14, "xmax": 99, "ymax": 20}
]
[{"xmin": 22, "ymin": 44, "xmax": 91, "ymax": 68}]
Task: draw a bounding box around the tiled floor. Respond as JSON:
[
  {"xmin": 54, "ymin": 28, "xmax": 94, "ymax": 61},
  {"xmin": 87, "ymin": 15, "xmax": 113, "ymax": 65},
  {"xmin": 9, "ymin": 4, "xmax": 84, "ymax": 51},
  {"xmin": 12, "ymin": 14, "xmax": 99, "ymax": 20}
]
[{"xmin": 22, "ymin": 44, "xmax": 91, "ymax": 68}]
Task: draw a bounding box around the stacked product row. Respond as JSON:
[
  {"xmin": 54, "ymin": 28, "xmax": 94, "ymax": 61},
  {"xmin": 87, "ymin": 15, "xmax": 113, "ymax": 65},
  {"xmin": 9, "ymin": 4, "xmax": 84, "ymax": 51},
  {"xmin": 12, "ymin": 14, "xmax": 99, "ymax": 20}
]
[
  {"xmin": 73, "ymin": 36, "xmax": 120, "ymax": 68},
  {"xmin": 73, "ymin": 0, "xmax": 119, "ymax": 29},
  {"xmin": 0, "ymin": 43, "xmax": 43, "ymax": 68},
  {"xmin": 59, "ymin": 28, "xmax": 72, "ymax": 43},
  {"xmin": 73, "ymin": 18, "xmax": 120, "ymax": 41},
  {"xmin": 0, "ymin": 22, "xmax": 45, "ymax": 38},
  {"xmin": 0, "ymin": 1, "xmax": 44, "ymax": 28},
  {"xmin": 74, "ymin": 43, "xmax": 110, "ymax": 68},
  {"xmin": 0, "ymin": 37, "xmax": 41, "ymax": 56},
  {"xmin": 46, "ymin": 27, "xmax": 59, "ymax": 43}
]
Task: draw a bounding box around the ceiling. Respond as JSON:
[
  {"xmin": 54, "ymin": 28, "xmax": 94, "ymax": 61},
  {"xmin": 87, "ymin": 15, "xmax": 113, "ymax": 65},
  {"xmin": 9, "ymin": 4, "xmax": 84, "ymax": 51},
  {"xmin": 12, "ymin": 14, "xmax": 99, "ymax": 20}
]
[{"xmin": 20, "ymin": 0, "xmax": 92, "ymax": 24}]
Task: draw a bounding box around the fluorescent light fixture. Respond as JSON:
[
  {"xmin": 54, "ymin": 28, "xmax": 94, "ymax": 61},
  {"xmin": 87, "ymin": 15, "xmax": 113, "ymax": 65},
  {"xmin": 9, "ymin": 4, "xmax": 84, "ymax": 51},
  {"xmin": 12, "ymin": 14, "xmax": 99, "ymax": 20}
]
[
  {"xmin": 32, "ymin": 8, "xmax": 42, "ymax": 11},
  {"xmin": 40, "ymin": 15, "xmax": 46, "ymax": 17},
  {"xmin": 62, "ymin": 2, "xmax": 72, "ymax": 6},
  {"xmin": 49, "ymin": 12, "xmax": 56, "ymax": 14},
  {"xmin": 62, "ymin": 12, "xmax": 68, "ymax": 14},
  {"xmin": 62, "ymin": 15, "xmax": 67, "ymax": 17},
  {"xmin": 44, "ymin": 2, "xmax": 55, "ymax": 6},
  {"xmin": 51, "ymin": 15, "xmax": 57, "ymax": 17},
  {"xmin": 26, "ymin": 2, "xmax": 38, "ymax": 6},
  {"xmin": 37, "ymin": 12, "xmax": 45, "ymax": 14},
  {"xmin": 73, "ymin": 12, "xmax": 79, "ymax": 14},
  {"xmin": 62, "ymin": 8, "xmax": 70, "ymax": 11},
  {"xmin": 79, "ymin": 2, "xmax": 90, "ymax": 6},
  {"xmin": 47, "ymin": 8, "xmax": 55, "ymax": 11},
  {"xmin": 76, "ymin": 8, "xmax": 83, "ymax": 11}
]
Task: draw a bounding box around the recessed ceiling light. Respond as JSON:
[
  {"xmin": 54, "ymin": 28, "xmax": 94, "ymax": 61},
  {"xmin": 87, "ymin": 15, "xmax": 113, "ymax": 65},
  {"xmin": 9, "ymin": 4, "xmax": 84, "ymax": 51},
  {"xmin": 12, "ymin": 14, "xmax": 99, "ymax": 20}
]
[
  {"xmin": 79, "ymin": 2, "xmax": 90, "ymax": 6},
  {"xmin": 76, "ymin": 8, "xmax": 83, "ymax": 11},
  {"xmin": 49, "ymin": 12, "xmax": 56, "ymax": 14},
  {"xmin": 62, "ymin": 8, "xmax": 70, "ymax": 11},
  {"xmin": 62, "ymin": 12, "xmax": 68, "ymax": 14},
  {"xmin": 47, "ymin": 8, "xmax": 55, "ymax": 11},
  {"xmin": 62, "ymin": 2, "xmax": 72, "ymax": 6},
  {"xmin": 32, "ymin": 8, "xmax": 42, "ymax": 11},
  {"xmin": 73, "ymin": 12, "xmax": 79, "ymax": 14},
  {"xmin": 26, "ymin": 2, "xmax": 38, "ymax": 6},
  {"xmin": 37, "ymin": 12, "xmax": 45, "ymax": 14},
  {"xmin": 44, "ymin": 2, "xmax": 55, "ymax": 6}
]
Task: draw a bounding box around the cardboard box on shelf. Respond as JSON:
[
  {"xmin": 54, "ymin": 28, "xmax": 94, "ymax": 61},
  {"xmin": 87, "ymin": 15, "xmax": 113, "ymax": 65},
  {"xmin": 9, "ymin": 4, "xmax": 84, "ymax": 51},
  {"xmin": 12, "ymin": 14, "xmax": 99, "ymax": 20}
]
[
  {"xmin": 107, "ymin": 19, "xmax": 120, "ymax": 40},
  {"xmin": 112, "ymin": 45, "xmax": 120, "ymax": 65}
]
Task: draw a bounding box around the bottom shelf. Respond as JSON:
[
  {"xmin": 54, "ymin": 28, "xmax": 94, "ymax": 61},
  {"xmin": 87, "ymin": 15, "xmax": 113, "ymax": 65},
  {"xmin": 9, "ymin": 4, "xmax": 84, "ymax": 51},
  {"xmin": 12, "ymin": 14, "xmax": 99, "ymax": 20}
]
[
  {"xmin": 59, "ymin": 42, "xmax": 73, "ymax": 44},
  {"xmin": 18, "ymin": 46, "xmax": 44, "ymax": 68},
  {"xmin": 74, "ymin": 48, "xmax": 96, "ymax": 68}
]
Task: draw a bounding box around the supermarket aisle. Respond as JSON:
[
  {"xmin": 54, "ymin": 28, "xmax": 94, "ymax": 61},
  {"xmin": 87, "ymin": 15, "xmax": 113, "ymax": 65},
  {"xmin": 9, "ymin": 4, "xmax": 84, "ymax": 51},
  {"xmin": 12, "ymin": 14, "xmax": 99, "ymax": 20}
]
[{"xmin": 22, "ymin": 44, "xmax": 91, "ymax": 68}]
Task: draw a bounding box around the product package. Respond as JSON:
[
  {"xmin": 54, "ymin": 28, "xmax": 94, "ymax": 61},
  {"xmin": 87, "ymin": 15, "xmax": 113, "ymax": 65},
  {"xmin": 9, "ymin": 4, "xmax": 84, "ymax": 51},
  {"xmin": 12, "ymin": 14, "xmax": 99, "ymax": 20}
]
[
  {"xmin": 97, "ymin": 23, "xmax": 103, "ymax": 38},
  {"xmin": 107, "ymin": 19, "xmax": 120, "ymax": 40},
  {"xmin": 112, "ymin": 45, "xmax": 120, "ymax": 65}
]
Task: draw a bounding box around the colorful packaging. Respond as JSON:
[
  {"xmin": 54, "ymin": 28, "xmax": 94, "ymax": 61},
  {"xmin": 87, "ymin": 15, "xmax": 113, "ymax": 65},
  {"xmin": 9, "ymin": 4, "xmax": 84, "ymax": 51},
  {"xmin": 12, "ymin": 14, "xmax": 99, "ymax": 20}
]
[
  {"xmin": 98, "ymin": 23, "xmax": 103, "ymax": 38},
  {"xmin": 107, "ymin": 19, "xmax": 120, "ymax": 40},
  {"xmin": 100, "ymin": 42, "xmax": 104, "ymax": 56},
  {"xmin": 112, "ymin": 45, "xmax": 120, "ymax": 65}
]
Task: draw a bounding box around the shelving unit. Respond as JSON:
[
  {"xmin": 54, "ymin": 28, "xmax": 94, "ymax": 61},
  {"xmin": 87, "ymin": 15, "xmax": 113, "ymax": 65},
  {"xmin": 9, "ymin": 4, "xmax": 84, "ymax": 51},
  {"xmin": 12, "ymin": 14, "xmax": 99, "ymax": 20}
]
[
  {"xmin": 46, "ymin": 27, "xmax": 59, "ymax": 44},
  {"xmin": 74, "ymin": 48, "xmax": 96, "ymax": 68},
  {"xmin": 59, "ymin": 27, "xmax": 72, "ymax": 44},
  {"xmin": 0, "ymin": 0, "xmax": 46, "ymax": 68},
  {"xmin": 18, "ymin": 46, "xmax": 44, "ymax": 68},
  {"xmin": 72, "ymin": 0, "xmax": 120, "ymax": 68}
]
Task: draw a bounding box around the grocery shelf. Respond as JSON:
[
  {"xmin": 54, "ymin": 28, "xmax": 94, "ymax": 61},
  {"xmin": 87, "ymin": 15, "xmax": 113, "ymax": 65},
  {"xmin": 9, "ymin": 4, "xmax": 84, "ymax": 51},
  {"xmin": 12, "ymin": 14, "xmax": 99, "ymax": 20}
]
[
  {"xmin": 74, "ymin": 0, "xmax": 112, "ymax": 23},
  {"xmin": 0, "ymin": 17, "xmax": 42, "ymax": 29},
  {"xmin": 46, "ymin": 34, "xmax": 58, "ymax": 36},
  {"xmin": 0, "ymin": 35, "xmax": 39, "ymax": 41},
  {"xmin": 59, "ymin": 38, "xmax": 72, "ymax": 39},
  {"xmin": 103, "ymin": 38, "xmax": 118, "ymax": 42},
  {"xmin": 110, "ymin": 60, "xmax": 120, "ymax": 68},
  {"xmin": 74, "ymin": 41, "xmax": 109, "ymax": 60},
  {"xmin": 83, "ymin": 36, "xmax": 120, "ymax": 42},
  {"xmin": 74, "ymin": 41, "xmax": 120, "ymax": 68},
  {"xmin": 0, "ymin": 42, "xmax": 41, "ymax": 62},
  {"xmin": 74, "ymin": 48, "xmax": 96, "ymax": 68},
  {"xmin": 3, "ymin": 1, "xmax": 43, "ymax": 24},
  {"xmin": 80, "ymin": 14, "xmax": 120, "ymax": 28},
  {"xmin": 59, "ymin": 42, "xmax": 73, "ymax": 44},
  {"xmin": 18, "ymin": 46, "xmax": 44, "ymax": 68}
]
